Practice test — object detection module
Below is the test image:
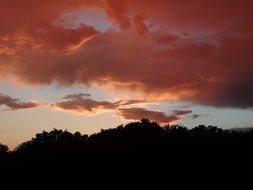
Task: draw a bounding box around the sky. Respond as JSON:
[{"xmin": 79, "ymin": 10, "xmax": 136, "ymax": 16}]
[{"xmin": 1, "ymin": 0, "xmax": 253, "ymax": 149}]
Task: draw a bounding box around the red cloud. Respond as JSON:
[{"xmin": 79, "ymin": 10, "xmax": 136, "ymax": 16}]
[
  {"xmin": 104, "ymin": 0, "xmax": 132, "ymax": 30},
  {"xmin": 27, "ymin": 24, "xmax": 99, "ymax": 53},
  {"xmin": 134, "ymin": 14, "xmax": 148, "ymax": 35},
  {"xmin": 156, "ymin": 34, "xmax": 179, "ymax": 45},
  {"xmin": 0, "ymin": 1, "xmax": 253, "ymax": 108}
]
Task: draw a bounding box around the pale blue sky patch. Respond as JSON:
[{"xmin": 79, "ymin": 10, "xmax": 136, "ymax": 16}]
[{"xmin": 55, "ymin": 8, "xmax": 114, "ymax": 32}]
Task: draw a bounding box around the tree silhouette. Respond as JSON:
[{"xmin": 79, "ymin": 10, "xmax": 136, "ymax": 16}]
[
  {"xmin": 0, "ymin": 143, "xmax": 9, "ymax": 160},
  {"xmin": 1, "ymin": 119, "xmax": 253, "ymax": 168}
]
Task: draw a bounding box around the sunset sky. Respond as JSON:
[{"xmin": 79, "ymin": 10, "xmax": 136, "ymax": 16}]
[{"xmin": 1, "ymin": 0, "xmax": 253, "ymax": 149}]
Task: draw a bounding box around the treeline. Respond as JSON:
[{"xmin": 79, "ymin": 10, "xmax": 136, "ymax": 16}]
[{"xmin": 1, "ymin": 119, "xmax": 253, "ymax": 167}]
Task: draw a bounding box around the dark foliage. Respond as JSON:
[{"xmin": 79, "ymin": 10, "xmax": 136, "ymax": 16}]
[
  {"xmin": 1, "ymin": 118, "xmax": 253, "ymax": 169},
  {"xmin": 0, "ymin": 143, "xmax": 9, "ymax": 157}
]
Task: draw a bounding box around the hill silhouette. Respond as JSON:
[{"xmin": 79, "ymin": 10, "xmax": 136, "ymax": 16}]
[{"xmin": 1, "ymin": 118, "xmax": 253, "ymax": 169}]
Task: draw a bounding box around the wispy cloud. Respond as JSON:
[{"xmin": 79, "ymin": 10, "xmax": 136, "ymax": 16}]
[
  {"xmin": 52, "ymin": 93, "xmax": 192, "ymax": 124},
  {"xmin": 119, "ymin": 108, "xmax": 192, "ymax": 124},
  {"xmin": 0, "ymin": 94, "xmax": 39, "ymax": 111},
  {"xmin": 53, "ymin": 93, "xmax": 146, "ymax": 114},
  {"xmin": 192, "ymin": 114, "xmax": 201, "ymax": 119}
]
